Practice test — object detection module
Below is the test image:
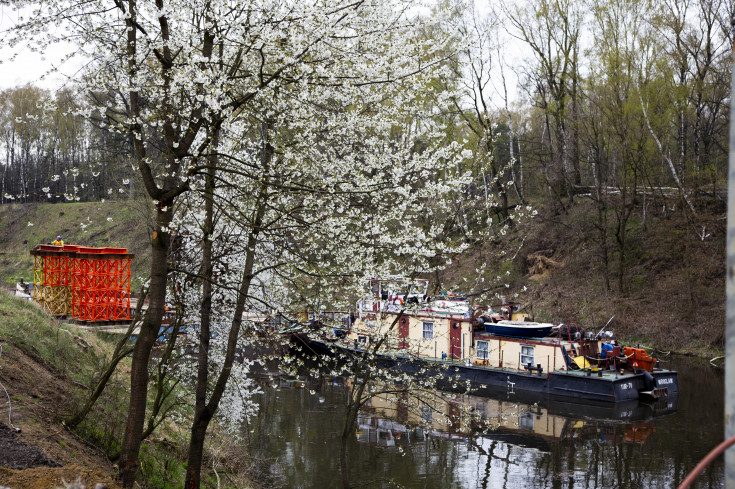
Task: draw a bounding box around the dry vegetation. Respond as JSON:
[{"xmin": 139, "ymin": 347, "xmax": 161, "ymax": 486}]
[
  {"xmin": 0, "ymin": 291, "xmax": 123, "ymax": 488},
  {"xmin": 0, "ymin": 289, "xmax": 267, "ymax": 488},
  {"xmin": 440, "ymin": 197, "xmax": 725, "ymax": 355}
]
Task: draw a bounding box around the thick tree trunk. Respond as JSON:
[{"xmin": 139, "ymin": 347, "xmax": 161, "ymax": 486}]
[
  {"xmin": 185, "ymin": 414, "xmax": 212, "ymax": 489},
  {"xmin": 120, "ymin": 209, "xmax": 172, "ymax": 487}
]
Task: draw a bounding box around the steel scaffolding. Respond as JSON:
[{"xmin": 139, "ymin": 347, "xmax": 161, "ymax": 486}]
[{"xmin": 31, "ymin": 244, "xmax": 134, "ymax": 322}]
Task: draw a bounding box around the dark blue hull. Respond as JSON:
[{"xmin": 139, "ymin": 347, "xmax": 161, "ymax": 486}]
[{"xmin": 291, "ymin": 333, "xmax": 679, "ymax": 407}]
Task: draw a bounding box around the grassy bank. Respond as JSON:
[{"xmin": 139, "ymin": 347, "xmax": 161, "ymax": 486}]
[
  {"xmin": 0, "ymin": 291, "xmax": 258, "ymax": 488},
  {"xmin": 0, "ymin": 290, "xmax": 124, "ymax": 488},
  {"xmin": 440, "ymin": 198, "xmax": 725, "ymax": 356},
  {"xmin": 0, "ymin": 197, "xmax": 724, "ymax": 356}
]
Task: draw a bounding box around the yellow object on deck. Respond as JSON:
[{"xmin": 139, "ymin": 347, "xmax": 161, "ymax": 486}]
[{"xmin": 573, "ymin": 356, "xmax": 590, "ymax": 369}]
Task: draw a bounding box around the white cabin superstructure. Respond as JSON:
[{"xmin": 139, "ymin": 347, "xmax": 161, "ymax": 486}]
[{"xmin": 351, "ymin": 278, "xmax": 568, "ymax": 370}]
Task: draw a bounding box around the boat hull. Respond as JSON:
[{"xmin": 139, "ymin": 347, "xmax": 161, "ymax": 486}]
[{"xmin": 290, "ymin": 333, "xmax": 679, "ymax": 406}]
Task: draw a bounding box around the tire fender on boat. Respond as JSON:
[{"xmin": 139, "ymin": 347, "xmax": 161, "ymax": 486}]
[{"xmin": 642, "ymin": 370, "xmax": 655, "ymax": 391}]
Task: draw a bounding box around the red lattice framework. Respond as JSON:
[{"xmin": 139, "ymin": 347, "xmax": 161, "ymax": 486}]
[{"xmin": 31, "ymin": 245, "xmax": 135, "ymax": 322}]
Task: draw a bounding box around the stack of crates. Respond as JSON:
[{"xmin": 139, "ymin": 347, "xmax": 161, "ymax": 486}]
[{"xmin": 32, "ymin": 244, "xmax": 72, "ymax": 316}]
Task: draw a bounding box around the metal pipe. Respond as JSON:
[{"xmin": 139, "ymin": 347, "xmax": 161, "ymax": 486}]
[{"xmin": 727, "ymin": 15, "xmax": 735, "ymax": 486}]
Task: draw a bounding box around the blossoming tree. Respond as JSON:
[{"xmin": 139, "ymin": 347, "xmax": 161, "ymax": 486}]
[{"xmin": 1, "ymin": 0, "xmax": 481, "ymax": 487}]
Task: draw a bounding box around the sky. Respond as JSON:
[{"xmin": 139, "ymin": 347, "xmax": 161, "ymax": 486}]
[
  {"xmin": 0, "ymin": 4, "xmax": 80, "ymax": 90},
  {"xmin": 0, "ymin": 0, "xmax": 527, "ymax": 106}
]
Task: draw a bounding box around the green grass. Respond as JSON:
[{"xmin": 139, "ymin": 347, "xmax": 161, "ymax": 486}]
[
  {"xmin": 0, "ymin": 286, "xmax": 256, "ymax": 488},
  {"xmin": 0, "ymin": 290, "xmax": 116, "ymax": 387},
  {"xmin": 139, "ymin": 443, "xmax": 188, "ymax": 489},
  {"xmin": 0, "ymin": 201, "xmax": 152, "ymax": 289}
]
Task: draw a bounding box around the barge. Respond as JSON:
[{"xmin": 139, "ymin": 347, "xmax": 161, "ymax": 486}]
[{"xmin": 291, "ymin": 277, "xmax": 679, "ymax": 404}]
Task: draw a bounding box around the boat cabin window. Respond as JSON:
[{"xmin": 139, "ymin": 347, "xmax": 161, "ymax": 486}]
[
  {"xmin": 476, "ymin": 341, "xmax": 489, "ymax": 361},
  {"xmin": 476, "ymin": 402, "xmax": 488, "ymax": 420},
  {"xmin": 421, "ymin": 405, "xmax": 433, "ymax": 423},
  {"xmin": 519, "ymin": 411, "xmax": 534, "ymax": 430},
  {"xmin": 422, "ymin": 321, "xmax": 434, "ymax": 339},
  {"xmin": 521, "ymin": 345, "xmax": 535, "ymax": 367}
]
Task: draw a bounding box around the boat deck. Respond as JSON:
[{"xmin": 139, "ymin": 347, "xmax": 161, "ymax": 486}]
[{"xmin": 374, "ymin": 351, "xmax": 642, "ymax": 381}]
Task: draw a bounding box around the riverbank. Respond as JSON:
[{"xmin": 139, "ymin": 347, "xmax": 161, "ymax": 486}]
[
  {"xmin": 0, "ymin": 199, "xmax": 725, "ymax": 356},
  {"xmin": 0, "ymin": 291, "xmax": 261, "ymax": 488},
  {"xmin": 0, "ymin": 292, "xmax": 122, "ymax": 488}
]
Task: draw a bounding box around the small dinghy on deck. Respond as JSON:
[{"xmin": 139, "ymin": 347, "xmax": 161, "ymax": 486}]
[{"xmin": 480, "ymin": 319, "xmax": 554, "ymax": 338}]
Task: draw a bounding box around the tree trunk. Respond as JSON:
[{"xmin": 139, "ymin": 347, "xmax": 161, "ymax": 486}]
[
  {"xmin": 185, "ymin": 121, "xmax": 272, "ymax": 489},
  {"xmin": 340, "ymin": 381, "xmax": 367, "ymax": 489},
  {"xmin": 184, "ymin": 124, "xmax": 218, "ymax": 489},
  {"xmin": 120, "ymin": 209, "xmax": 172, "ymax": 487},
  {"xmin": 340, "ymin": 404, "xmax": 356, "ymax": 489},
  {"xmin": 185, "ymin": 197, "xmax": 266, "ymax": 488}
]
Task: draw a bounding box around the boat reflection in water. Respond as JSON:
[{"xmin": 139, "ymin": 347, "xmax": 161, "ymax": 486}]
[
  {"xmin": 253, "ymin": 373, "xmax": 693, "ymax": 489},
  {"xmin": 353, "ymin": 382, "xmax": 677, "ymax": 453}
]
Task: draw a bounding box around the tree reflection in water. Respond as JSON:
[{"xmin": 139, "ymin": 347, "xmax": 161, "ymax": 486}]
[{"xmin": 247, "ymin": 355, "xmax": 723, "ymax": 489}]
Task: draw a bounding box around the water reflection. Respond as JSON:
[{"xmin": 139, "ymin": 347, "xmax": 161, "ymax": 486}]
[{"xmin": 248, "ymin": 356, "xmax": 723, "ymax": 489}]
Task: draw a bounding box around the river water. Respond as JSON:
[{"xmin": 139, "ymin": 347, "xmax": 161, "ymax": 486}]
[{"xmin": 246, "ymin": 355, "xmax": 724, "ymax": 488}]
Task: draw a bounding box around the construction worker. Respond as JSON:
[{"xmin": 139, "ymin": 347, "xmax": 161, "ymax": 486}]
[{"xmin": 52, "ymin": 235, "xmax": 64, "ymax": 246}]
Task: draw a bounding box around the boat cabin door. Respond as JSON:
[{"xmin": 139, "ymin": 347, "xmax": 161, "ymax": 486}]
[
  {"xmin": 399, "ymin": 316, "xmax": 409, "ymax": 349},
  {"xmin": 450, "ymin": 321, "xmax": 462, "ymax": 359}
]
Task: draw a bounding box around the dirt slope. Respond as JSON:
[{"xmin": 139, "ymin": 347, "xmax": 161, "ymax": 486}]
[
  {"xmin": 439, "ymin": 198, "xmax": 725, "ymax": 354},
  {"xmin": 0, "ymin": 343, "xmax": 121, "ymax": 489}
]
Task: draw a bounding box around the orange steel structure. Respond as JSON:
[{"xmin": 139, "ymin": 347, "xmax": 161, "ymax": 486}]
[{"xmin": 31, "ymin": 244, "xmax": 134, "ymax": 322}]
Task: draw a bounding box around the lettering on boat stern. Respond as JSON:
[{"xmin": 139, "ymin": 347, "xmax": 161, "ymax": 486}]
[
  {"xmin": 620, "ymin": 382, "xmax": 634, "ymax": 390},
  {"xmin": 657, "ymin": 377, "xmax": 674, "ymax": 386},
  {"xmin": 507, "ymin": 376, "xmax": 515, "ymax": 394}
]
